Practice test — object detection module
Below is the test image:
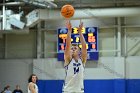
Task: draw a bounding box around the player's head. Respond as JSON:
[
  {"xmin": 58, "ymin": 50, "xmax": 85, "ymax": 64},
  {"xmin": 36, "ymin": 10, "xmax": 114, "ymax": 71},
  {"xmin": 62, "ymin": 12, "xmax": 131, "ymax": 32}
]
[
  {"xmin": 28, "ymin": 74, "xmax": 38, "ymax": 83},
  {"xmin": 5, "ymin": 85, "xmax": 10, "ymax": 90},
  {"xmin": 70, "ymin": 44, "xmax": 80, "ymax": 57},
  {"xmin": 16, "ymin": 85, "xmax": 20, "ymax": 90}
]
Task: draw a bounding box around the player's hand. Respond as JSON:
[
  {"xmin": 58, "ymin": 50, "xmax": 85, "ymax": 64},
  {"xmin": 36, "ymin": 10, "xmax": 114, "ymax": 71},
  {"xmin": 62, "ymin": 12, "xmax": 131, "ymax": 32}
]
[
  {"xmin": 66, "ymin": 20, "xmax": 72, "ymax": 32},
  {"xmin": 78, "ymin": 22, "xmax": 83, "ymax": 33}
]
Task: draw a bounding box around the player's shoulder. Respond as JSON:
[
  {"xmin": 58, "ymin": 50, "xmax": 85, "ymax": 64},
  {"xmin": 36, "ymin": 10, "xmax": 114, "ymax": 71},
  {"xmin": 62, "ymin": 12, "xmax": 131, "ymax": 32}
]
[
  {"xmin": 64, "ymin": 58, "xmax": 73, "ymax": 67},
  {"xmin": 28, "ymin": 82, "xmax": 34, "ymax": 86},
  {"xmin": 79, "ymin": 57, "xmax": 87, "ymax": 64}
]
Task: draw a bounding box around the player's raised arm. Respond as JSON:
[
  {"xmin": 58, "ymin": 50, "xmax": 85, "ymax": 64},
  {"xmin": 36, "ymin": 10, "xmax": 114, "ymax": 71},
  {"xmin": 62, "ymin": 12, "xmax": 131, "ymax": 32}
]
[
  {"xmin": 64, "ymin": 20, "xmax": 72, "ymax": 64},
  {"xmin": 78, "ymin": 22, "xmax": 87, "ymax": 64}
]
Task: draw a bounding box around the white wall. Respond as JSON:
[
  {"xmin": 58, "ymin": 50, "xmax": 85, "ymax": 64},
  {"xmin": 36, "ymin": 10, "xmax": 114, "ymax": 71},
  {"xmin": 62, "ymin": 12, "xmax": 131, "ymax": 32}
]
[
  {"xmin": 0, "ymin": 59, "xmax": 33, "ymax": 92},
  {"xmin": 126, "ymin": 28, "xmax": 140, "ymax": 56},
  {"xmin": 33, "ymin": 57, "xmax": 125, "ymax": 80},
  {"xmin": 126, "ymin": 56, "xmax": 140, "ymax": 79},
  {"xmin": 0, "ymin": 31, "xmax": 36, "ymax": 59}
]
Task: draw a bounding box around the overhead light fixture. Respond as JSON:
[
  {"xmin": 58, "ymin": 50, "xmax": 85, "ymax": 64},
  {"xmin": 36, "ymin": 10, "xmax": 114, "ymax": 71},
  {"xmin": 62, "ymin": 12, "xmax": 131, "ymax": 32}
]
[
  {"xmin": 22, "ymin": 0, "xmax": 57, "ymax": 8},
  {"xmin": 9, "ymin": 17, "xmax": 25, "ymax": 29},
  {"xmin": 0, "ymin": 2, "xmax": 24, "ymax": 6},
  {"xmin": 45, "ymin": 0, "xmax": 57, "ymax": 8}
]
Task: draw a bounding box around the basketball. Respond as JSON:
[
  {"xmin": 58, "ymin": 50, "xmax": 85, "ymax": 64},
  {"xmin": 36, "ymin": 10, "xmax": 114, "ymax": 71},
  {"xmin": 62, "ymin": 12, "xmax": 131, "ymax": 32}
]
[{"xmin": 61, "ymin": 4, "xmax": 75, "ymax": 18}]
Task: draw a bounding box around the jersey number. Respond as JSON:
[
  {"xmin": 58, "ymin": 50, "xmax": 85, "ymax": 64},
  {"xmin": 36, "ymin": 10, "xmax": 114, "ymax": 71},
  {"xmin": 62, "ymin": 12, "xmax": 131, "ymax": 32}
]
[{"xmin": 74, "ymin": 67, "xmax": 79, "ymax": 74}]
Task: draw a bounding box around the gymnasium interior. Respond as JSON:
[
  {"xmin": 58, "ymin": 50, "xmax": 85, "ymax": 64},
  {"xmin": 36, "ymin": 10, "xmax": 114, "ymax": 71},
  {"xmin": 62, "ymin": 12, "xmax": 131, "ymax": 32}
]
[{"xmin": 0, "ymin": 0, "xmax": 140, "ymax": 93}]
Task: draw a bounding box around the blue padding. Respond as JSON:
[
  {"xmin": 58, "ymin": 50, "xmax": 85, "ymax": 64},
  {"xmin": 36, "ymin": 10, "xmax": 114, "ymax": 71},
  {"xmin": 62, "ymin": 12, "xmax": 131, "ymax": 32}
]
[
  {"xmin": 37, "ymin": 80, "xmax": 63, "ymax": 93},
  {"xmin": 37, "ymin": 79, "xmax": 140, "ymax": 93},
  {"xmin": 114, "ymin": 79, "xmax": 125, "ymax": 93},
  {"xmin": 37, "ymin": 79, "xmax": 114, "ymax": 93},
  {"xmin": 126, "ymin": 79, "xmax": 140, "ymax": 93},
  {"xmin": 84, "ymin": 79, "xmax": 114, "ymax": 93}
]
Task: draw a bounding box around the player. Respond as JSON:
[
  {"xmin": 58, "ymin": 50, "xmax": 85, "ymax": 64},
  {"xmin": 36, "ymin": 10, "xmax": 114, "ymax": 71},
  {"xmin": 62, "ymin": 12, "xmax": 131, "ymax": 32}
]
[
  {"xmin": 28, "ymin": 74, "xmax": 38, "ymax": 93},
  {"xmin": 63, "ymin": 20, "xmax": 87, "ymax": 93}
]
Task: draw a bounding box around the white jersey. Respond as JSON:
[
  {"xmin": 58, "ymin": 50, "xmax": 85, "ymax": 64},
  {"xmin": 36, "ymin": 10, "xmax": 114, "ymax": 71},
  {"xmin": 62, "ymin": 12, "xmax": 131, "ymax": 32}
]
[
  {"xmin": 28, "ymin": 82, "xmax": 38, "ymax": 93},
  {"xmin": 63, "ymin": 58, "xmax": 85, "ymax": 93},
  {"xmin": 4, "ymin": 90, "xmax": 12, "ymax": 93}
]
